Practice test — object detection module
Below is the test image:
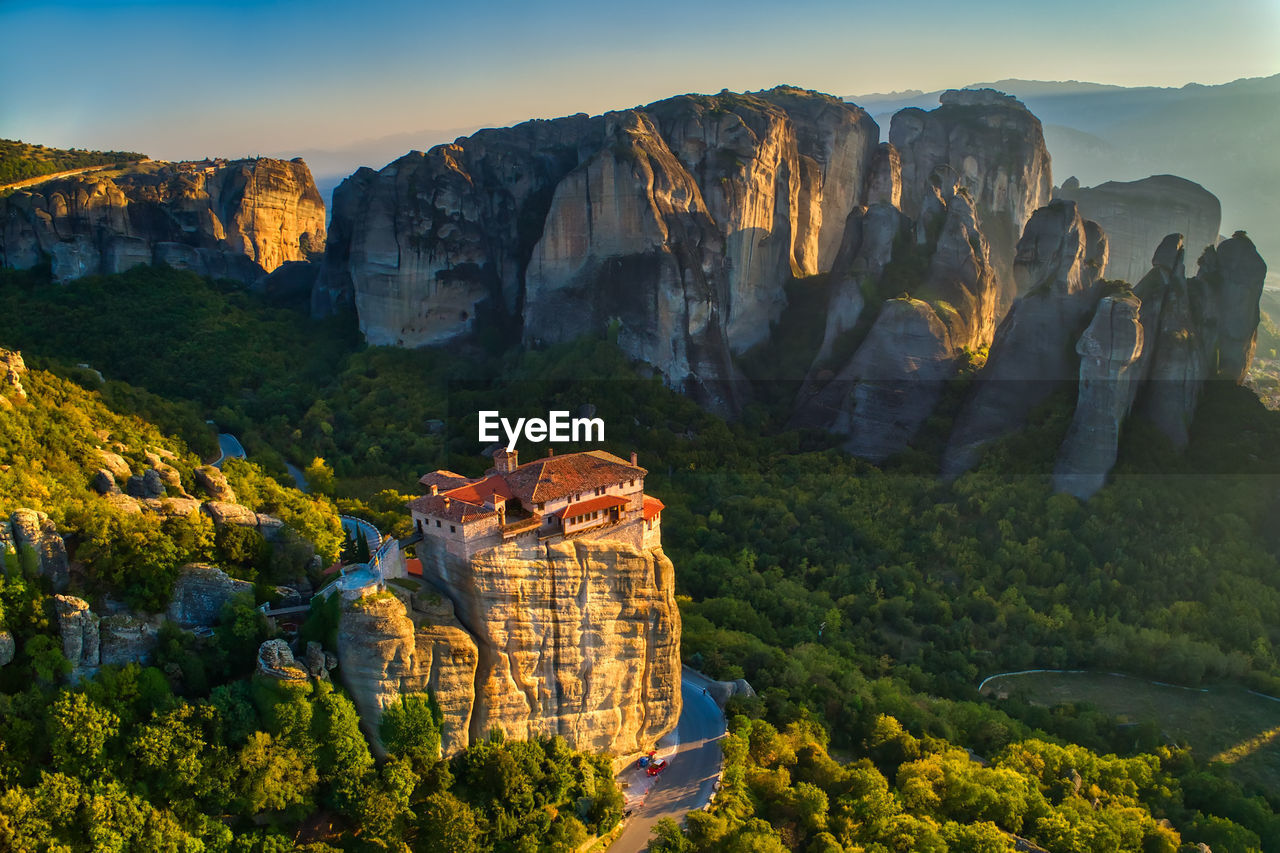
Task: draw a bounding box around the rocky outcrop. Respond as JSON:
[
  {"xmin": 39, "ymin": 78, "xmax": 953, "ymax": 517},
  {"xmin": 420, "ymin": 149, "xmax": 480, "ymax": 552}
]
[
  {"xmin": 796, "ymin": 179, "xmax": 998, "ymax": 457},
  {"xmin": 943, "ymin": 200, "xmax": 1108, "ymax": 478},
  {"xmin": 257, "ymin": 639, "xmax": 311, "ymax": 682},
  {"xmin": 99, "ymin": 613, "xmax": 160, "ymax": 666},
  {"xmin": 338, "ymin": 587, "xmax": 479, "ymax": 757},
  {"xmin": 53, "ymin": 595, "xmax": 100, "ymax": 678},
  {"xmin": 194, "ymin": 465, "xmax": 236, "ymax": 503},
  {"xmin": 319, "ymin": 87, "xmax": 879, "ymax": 410},
  {"xmin": 165, "ymin": 564, "xmax": 254, "ymax": 628},
  {"xmin": 1053, "ymin": 293, "xmax": 1147, "ymax": 499},
  {"xmin": 5, "ymin": 509, "xmax": 70, "ymax": 591},
  {"xmin": 0, "ymin": 630, "xmax": 13, "ymax": 667},
  {"xmin": 807, "ymin": 298, "xmax": 958, "ymax": 462},
  {"xmin": 0, "ymin": 349, "xmax": 26, "ymax": 403},
  {"xmin": 890, "ymin": 89, "xmax": 1053, "ymax": 311},
  {"xmin": 0, "ymin": 158, "xmax": 325, "ymax": 284},
  {"xmin": 1055, "ymin": 175, "xmax": 1221, "ymax": 287},
  {"xmin": 1137, "ymin": 232, "xmax": 1268, "ymax": 447}
]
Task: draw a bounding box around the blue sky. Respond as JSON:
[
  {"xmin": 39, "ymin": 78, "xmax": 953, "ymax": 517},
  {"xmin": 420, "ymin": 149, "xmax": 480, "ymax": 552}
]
[{"xmin": 2, "ymin": 0, "xmax": 1278, "ymax": 166}]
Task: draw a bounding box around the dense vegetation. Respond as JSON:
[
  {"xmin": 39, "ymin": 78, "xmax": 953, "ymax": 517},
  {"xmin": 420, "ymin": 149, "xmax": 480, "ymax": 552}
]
[
  {"xmin": 4, "ymin": 262, "xmax": 1280, "ymax": 849},
  {"xmin": 0, "ymin": 139, "xmax": 147, "ymax": 186}
]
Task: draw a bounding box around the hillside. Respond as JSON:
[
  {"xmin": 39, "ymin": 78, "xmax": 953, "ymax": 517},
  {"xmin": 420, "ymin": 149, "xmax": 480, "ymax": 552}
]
[
  {"xmin": 5, "ymin": 256, "xmax": 1280, "ymax": 847},
  {"xmin": 0, "ymin": 138, "xmax": 146, "ymax": 186}
]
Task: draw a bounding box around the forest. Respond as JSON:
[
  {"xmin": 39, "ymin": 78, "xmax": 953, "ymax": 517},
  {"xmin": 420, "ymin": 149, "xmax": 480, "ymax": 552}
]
[
  {"xmin": 2, "ymin": 262, "xmax": 1280, "ymax": 850},
  {"xmin": 0, "ymin": 139, "xmax": 148, "ymax": 186}
]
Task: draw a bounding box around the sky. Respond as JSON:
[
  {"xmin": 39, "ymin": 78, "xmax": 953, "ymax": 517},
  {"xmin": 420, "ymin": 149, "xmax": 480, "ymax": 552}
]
[{"xmin": 2, "ymin": 0, "xmax": 1279, "ymax": 174}]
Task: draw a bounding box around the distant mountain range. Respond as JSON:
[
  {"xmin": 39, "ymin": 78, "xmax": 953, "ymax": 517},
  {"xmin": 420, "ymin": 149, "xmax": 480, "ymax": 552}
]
[{"xmin": 849, "ymin": 75, "xmax": 1280, "ymax": 285}]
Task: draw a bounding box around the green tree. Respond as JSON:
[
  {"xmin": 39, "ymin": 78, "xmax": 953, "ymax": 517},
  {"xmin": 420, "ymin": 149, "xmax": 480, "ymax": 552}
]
[
  {"xmin": 47, "ymin": 692, "xmax": 120, "ymax": 778},
  {"xmin": 380, "ymin": 693, "xmax": 442, "ymax": 773}
]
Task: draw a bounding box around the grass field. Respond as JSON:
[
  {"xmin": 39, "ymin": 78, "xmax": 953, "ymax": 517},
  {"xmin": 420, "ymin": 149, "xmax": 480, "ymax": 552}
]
[{"xmin": 982, "ymin": 670, "xmax": 1280, "ymax": 792}]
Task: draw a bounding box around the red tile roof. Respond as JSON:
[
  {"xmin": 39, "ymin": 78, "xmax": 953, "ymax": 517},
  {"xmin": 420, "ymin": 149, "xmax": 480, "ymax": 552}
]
[
  {"xmin": 405, "ymin": 558, "xmax": 423, "ymax": 577},
  {"xmin": 443, "ymin": 475, "xmax": 513, "ymax": 505},
  {"xmin": 418, "ymin": 471, "xmax": 472, "ymax": 492},
  {"xmin": 559, "ymin": 494, "xmax": 629, "ymax": 519},
  {"xmin": 407, "ymin": 493, "xmax": 493, "ymax": 522},
  {"xmin": 502, "ymin": 450, "xmax": 645, "ymax": 504},
  {"xmin": 643, "ymin": 495, "xmax": 665, "ymax": 521}
]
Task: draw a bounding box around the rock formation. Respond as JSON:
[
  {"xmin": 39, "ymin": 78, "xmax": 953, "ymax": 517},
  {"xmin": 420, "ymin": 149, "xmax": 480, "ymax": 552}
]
[
  {"xmin": 2, "ymin": 509, "xmax": 70, "ymax": 591},
  {"xmin": 194, "ymin": 465, "xmax": 236, "ymax": 503},
  {"xmin": 339, "ymin": 536, "xmax": 682, "ymax": 759},
  {"xmin": 0, "ymin": 349, "xmax": 26, "ymax": 404},
  {"xmin": 53, "ymin": 595, "xmax": 100, "ymax": 678},
  {"xmin": 0, "ymin": 158, "xmax": 325, "ymax": 284},
  {"xmin": 99, "ymin": 613, "xmax": 160, "ymax": 666},
  {"xmin": 257, "ymin": 639, "xmax": 311, "ymax": 683},
  {"xmin": 890, "ymin": 88, "xmax": 1053, "ymax": 310},
  {"xmin": 1055, "ymin": 175, "xmax": 1221, "ymax": 286},
  {"xmin": 319, "ymin": 87, "xmax": 879, "ymax": 410},
  {"xmin": 943, "ymin": 200, "xmax": 1108, "ymax": 478},
  {"xmin": 1053, "ymin": 292, "xmax": 1147, "ymax": 499},
  {"xmin": 795, "ymin": 179, "xmax": 998, "ymax": 459},
  {"xmin": 338, "ymin": 587, "xmax": 479, "ymax": 757},
  {"xmin": 166, "ymin": 564, "xmax": 254, "ymax": 628}
]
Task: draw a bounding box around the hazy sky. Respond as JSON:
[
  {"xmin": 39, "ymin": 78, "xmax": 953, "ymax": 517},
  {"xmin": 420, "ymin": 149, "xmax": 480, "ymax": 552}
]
[{"xmin": 3, "ymin": 0, "xmax": 1278, "ymax": 168}]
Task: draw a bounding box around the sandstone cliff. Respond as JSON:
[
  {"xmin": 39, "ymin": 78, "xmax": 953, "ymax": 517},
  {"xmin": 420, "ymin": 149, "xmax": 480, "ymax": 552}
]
[
  {"xmin": 1055, "ymin": 175, "xmax": 1221, "ymax": 287},
  {"xmin": 319, "ymin": 87, "xmax": 878, "ymax": 409},
  {"xmin": 0, "ymin": 158, "xmax": 325, "ymax": 284},
  {"xmin": 337, "ymin": 587, "xmax": 479, "ymax": 757},
  {"xmin": 340, "ymin": 536, "xmax": 682, "ymax": 758}
]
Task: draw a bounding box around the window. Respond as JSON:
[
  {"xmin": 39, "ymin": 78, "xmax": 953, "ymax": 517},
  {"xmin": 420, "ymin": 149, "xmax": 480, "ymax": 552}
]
[
  {"xmin": 450, "ymin": 525, "xmax": 456, "ymax": 533},
  {"xmin": 537, "ymin": 502, "xmax": 544, "ymax": 511},
  {"xmin": 416, "ymin": 520, "xmax": 423, "ymax": 535},
  {"xmin": 436, "ymin": 519, "xmax": 441, "ymax": 527}
]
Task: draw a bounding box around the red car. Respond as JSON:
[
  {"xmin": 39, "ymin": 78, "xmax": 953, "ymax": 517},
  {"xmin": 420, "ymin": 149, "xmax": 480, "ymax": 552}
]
[{"xmin": 646, "ymin": 758, "xmax": 668, "ymax": 776}]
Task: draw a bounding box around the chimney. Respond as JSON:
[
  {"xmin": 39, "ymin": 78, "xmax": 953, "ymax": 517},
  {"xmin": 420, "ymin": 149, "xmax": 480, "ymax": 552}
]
[
  {"xmin": 494, "ymin": 448, "xmax": 518, "ymax": 474},
  {"xmin": 630, "ymin": 451, "xmax": 638, "ymax": 466},
  {"xmin": 547, "ymin": 447, "xmax": 555, "ymax": 457},
  {"xmin": 430, "ymin": 484, "xmax": 439, "ymax": 495}
]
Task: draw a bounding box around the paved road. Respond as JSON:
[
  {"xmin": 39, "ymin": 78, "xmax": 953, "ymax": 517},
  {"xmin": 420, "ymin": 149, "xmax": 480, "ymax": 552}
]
[
  {"xmin": 0, "ymin": 159, "xmax": 148, "ymax": 192},
  {"xmin": 610, "ymin": 676, "xmax": 725, "ymax": 852},
  {"xmin": 213, "ymin": 433, "xmax": 246, "ymax": 468}
]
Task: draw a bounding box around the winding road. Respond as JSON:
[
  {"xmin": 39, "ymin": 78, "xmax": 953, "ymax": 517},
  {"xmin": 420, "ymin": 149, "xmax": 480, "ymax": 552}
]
[{"xmin": 610, "ymin": 674, "xmax": 726, "ymax": 852}]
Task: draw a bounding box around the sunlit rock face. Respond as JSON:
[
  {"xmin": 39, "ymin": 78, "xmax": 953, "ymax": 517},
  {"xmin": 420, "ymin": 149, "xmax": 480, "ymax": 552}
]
[
  {"xmin": 0, "ymin": 158, "xmax": 325, "ymax": 284},
  {"xmin": 319, "ymin": 87, "xmax": 879, "ymax": 412},
  {"xmin": 338, "ymin": 537, "xmax": 681, "ymax": 758}
]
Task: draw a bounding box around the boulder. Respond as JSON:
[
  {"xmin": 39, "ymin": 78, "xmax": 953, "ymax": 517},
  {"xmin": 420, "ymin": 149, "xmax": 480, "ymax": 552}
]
[
  {"xmin": 142, "ymin": 469, "xmax": 166, "ymax": 499},
  {"xmin": 257, "ymin": 639, "xmax": 310, "ymax": 682},
  {"xmin": 9, "ymin": 509, "xmax": 69, "ymax": 591},
  {"xmin": 141, "ymin": 497, "xmax": 203, "ymax": 519},
  {"xmin": 201, "ymin": 500, "xmax": 260, "ymax": 528},
  {"xmin": 193, "ymin": 465, "xmax": 236, "ymax": 503},
  {"xmin": 91, "ymin": 469, "xmax": 119, "ymax": 495},
  {"xmin": 304, "ymin": 641, "xmax": 336, "ymax": 680},
  {"xmin": 166, "ymin": 564, "xmax": 254, "ymax": 628},
  {"xmin": 96, "ymin": 449, "xmax": 132, "ymax": 480}
]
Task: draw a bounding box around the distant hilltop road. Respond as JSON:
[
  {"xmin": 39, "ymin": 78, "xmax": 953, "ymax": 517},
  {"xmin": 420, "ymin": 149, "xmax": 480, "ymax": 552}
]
[{"xmin": 0, "ymin": 159, "xmax": 149, "ymax": 191}]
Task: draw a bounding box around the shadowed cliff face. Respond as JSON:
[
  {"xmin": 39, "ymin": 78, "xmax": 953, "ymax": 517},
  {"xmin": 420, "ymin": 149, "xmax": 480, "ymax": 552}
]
[
  {"xmin": 0, "ymin": 158, "xmax": 325, "ymax": 284},
  {"xmin": 1055, "ymin": 175, "xmax": 1221, "ymax": 287}
]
